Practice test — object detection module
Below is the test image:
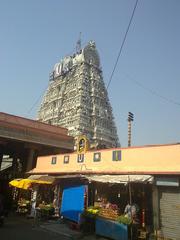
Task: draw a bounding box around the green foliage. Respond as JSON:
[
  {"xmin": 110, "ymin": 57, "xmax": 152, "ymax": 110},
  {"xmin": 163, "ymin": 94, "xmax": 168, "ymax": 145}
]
[
  {"xmin": 39, "ymin": 203, "xmax": 53, "ymax": 211},
  {"xmin": 82, "ymin": 206, "xmax": 100, "ymax": 218},
  {"xmin": 117, "ymin": 215, "xmax": 132, "ymax": 225}
]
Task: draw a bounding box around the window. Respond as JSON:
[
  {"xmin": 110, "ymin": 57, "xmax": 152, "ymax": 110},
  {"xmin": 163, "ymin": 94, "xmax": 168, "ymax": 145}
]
[
  {"xmin": 93, "ymin": 152, "xmax": 101, "ymax": 162},
  {"xmin": 51, "ymin": 156, "xmax": 57, "ymax": 164},
  {"xmin": 112, "ymin": 150, "xmax": 121, "ymax": 161},
  {"xmin": 64, "ymin": 155, "xmax": 69, "ymax": 164},
  {"xmin": 77, "ymin": 154, "xmax": 84, "ymax": 163}
]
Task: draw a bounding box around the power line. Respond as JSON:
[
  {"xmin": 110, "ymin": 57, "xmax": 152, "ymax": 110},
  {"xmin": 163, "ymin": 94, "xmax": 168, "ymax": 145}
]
[
  {"xmin": 124, "ymin": 73, "xmax": 180, "ymax": 106},
  {"xmin": 106, "ymin": 0, "xmax": 139, "ymax": 90},
  {"xmin": 27, "ymin": 84, "xmax": 49, "ymax": 115}
]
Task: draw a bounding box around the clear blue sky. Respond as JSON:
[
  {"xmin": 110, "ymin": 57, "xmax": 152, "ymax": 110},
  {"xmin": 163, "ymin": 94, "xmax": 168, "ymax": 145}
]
[{"xmin": 0, "ymin": 0, "xmax": 180, "ymax": 147}]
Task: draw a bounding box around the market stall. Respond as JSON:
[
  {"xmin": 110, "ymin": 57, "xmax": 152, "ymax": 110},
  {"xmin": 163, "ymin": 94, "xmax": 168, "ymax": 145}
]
[
  {"xmin": 83, "ymin": 174, "xmax": 153, "ymax": 240},
  {"xmin": 82, "ymin": 204, "xmax": 129, "ymax": 240},
  {"xmin": 16, "ymin": 198, "xmax": 30, "ymax": 214},
  {"xmin": 96, "ymin": 217, "xmax": 128, "ymax": 240},
  {"xmin": 9, "ymin": 176, "xmax": 55, "ymax": 218}
]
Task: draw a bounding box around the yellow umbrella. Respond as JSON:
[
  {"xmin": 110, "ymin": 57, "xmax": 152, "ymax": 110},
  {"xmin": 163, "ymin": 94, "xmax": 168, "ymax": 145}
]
[
  {"xmin": 9, "ymin": 178, "xmax": 52, "ymax": 190},
  {"xmin": 16, "ymin": 179, "xmax": 33, "ymax": 190},
  {"xmin": 9, "ymin": 178, "xmax": 32, "ymax": 190},
  {"xmin": 9, "ymin": 179, "xmax": 22, "ymax": 188}
]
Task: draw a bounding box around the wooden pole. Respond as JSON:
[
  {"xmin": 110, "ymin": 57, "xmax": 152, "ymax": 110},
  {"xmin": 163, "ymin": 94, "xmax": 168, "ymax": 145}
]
[{"xmin": 128, "ymin": 176, "xmax": 133, "ymax": 240}]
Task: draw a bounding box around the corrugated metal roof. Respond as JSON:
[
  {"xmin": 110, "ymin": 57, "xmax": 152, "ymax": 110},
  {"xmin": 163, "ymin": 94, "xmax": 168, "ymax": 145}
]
[
  {"xmin": 84, "ymin": 174, "xmax": 153, "ymax": 183},
  {"xmin": 28, "ymin": 174, "xmax": 153, "ymax": 184},
  {"xmin": 28, "ymin": 175, "xmax": 55, "ymax": 183}
]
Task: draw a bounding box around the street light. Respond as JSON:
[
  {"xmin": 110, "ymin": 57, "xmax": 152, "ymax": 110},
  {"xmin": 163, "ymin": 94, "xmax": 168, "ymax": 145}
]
[{"xmin": 128, "ymin": 112, "xmax": 134, "ymax": 122}]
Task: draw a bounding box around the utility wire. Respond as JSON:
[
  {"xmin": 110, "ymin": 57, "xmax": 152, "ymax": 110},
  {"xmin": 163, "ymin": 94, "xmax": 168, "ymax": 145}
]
[
  {"xmin": 27, "ymin": 84, "xmax": 49, "ymax": 114},
  {"xmin": 124, "ymin": 73, "xmax": 180, "ymax": 106},
  {"xmin": 106, "ymin": 0, "xmax": 139, "ymax": 90}
]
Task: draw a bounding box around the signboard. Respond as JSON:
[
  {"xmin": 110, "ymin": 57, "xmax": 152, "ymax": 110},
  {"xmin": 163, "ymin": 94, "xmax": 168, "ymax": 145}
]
[
  {"xmin": 77, "ymin": 135, "xmax": 88, "ymax": 154},
  {"xmin": 155, "ymin": 177, "xmax": 179, "ymax": 187}
]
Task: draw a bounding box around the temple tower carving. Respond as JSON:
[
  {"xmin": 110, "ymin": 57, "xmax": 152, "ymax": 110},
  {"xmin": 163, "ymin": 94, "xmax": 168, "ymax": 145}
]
[{"xmin": 37, "ymin": 41, "xmax": 120, "ymax": 148}]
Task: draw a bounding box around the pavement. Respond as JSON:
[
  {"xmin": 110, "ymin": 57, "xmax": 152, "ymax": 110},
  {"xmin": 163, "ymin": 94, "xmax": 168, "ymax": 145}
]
[
  {"xmin": 1, "ymin": 213, "xmax": 107, "ymax": 240},
  {"xmin": 39, "ymin": 219, "xmax": 106, "ymax": 240},
  {"xmin": 0, "ymin": 215, "xmax": 70, "ymax": 240},
  {"xmin": 40, "ymin": 220, "xmax": 82, "ymax": 239}
]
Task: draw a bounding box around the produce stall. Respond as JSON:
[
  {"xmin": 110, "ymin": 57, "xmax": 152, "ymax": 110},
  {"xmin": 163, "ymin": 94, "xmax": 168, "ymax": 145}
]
[
  {"xmin": 9, "ymin": 177, "xmax": 54, "ymax": 218},
  {"xmin": 17, "ymin": 198, "xmax": 30, "ymax": 214},
  {"xmin": 83, "ymin": 174, "xmax": 154, "ymax": 240},
  {"xmin": 37, "ymin": 202, "xmax": 54, "ymax": 220},
  {"xmin": 96, "ymin": 217, "xmax": 128, "ymax": 240},
  {"xmin": 82, "ymin": 204, "xmax": 129, "ymax": 240}
]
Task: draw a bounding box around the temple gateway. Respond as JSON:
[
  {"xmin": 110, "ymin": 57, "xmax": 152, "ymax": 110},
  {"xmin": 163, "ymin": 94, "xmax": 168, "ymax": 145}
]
[{"xmin": 37, "ymin": 41, "xmax": 120, "ymax": 149}]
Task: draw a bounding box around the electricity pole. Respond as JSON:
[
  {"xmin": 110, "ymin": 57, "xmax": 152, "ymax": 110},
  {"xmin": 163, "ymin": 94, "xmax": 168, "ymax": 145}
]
[{"xmin": 128, "ymin": 112, "xmax": 134, "ymax": 147}]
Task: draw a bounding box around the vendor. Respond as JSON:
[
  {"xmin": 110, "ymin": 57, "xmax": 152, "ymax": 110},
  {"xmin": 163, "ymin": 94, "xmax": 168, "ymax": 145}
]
[
  {"xmin": 29, "ymin": 185, "xmax": 38, "ymax": 218},
  {"xmin": 99, "ymin": 197, "xmax": 110, "ymax": 209},
  {"xmin": 124, "ymin": 202, "xmax": 140, "ymax": 224}
]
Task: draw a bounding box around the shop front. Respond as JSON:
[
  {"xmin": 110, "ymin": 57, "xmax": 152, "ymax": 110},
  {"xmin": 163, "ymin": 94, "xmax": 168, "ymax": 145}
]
[
  {"xmin": 44, "ymin": 175, "xmax": 88, "ymax": 223},
  {"xmin": 82, "ymin": 174, "xmax": 154, "ymax": 240},
  {"xmin": 154, "ymin": 176, "xmax": 180, "ymax": 240},
  {"xmin": 27, "ymin": 142, "xmax": 180, "ymax": 239},
  {"xmin": 11, "ymin": 172, "xmax": 154, "ymax": 239},
  {"xmin": 9, "ymin": 176, "xmax": 55, "ymax": 218}
]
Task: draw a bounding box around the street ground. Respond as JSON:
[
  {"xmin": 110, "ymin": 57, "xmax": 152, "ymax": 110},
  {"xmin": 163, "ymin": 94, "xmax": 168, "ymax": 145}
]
[
  {"xmin": 0, "ymin": 214, "xmax": 65, "ymax": 240},
  {"xmin": 0, "ymin": 214, "xmax": 102, "ymax": 240}
]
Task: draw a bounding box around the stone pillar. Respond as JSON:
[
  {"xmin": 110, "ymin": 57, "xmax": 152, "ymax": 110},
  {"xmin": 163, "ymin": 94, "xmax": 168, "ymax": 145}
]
[
  {"xmin": 12, "ymin": 155, "xmax": 18, "ymax": 178},
  {"xmin": 53, "ymin": 184, "xmax": 60, "ymax": 217},
  {"xmin": 26, "ymin": 148, "xmax": 36, "ymax": 173}
]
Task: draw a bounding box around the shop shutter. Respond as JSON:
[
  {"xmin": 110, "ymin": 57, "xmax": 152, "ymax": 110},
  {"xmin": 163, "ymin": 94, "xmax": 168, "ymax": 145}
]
[{"xmin": 159, "ymin": 187, "xmax": 180, "ymax": 239}]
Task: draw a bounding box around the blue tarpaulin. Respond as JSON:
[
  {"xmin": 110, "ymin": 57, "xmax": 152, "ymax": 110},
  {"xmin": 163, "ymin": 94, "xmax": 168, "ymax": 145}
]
[{"xmin": 60, "ymin": 185, "xmax": 86, "ymax": 223}]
